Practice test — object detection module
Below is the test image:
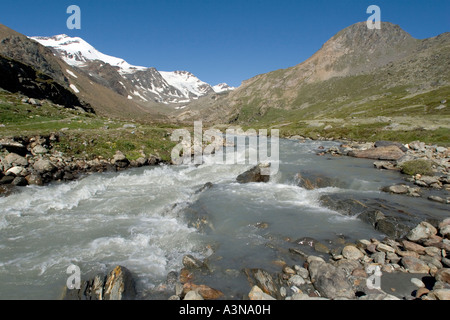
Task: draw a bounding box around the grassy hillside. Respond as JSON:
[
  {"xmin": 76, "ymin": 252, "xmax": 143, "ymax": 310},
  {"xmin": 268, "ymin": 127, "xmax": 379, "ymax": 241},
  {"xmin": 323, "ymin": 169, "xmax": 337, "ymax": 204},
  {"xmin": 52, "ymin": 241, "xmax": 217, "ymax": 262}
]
[{"xmin": 0, "ymin": 90, "xmax": 179, "ymax": 162}]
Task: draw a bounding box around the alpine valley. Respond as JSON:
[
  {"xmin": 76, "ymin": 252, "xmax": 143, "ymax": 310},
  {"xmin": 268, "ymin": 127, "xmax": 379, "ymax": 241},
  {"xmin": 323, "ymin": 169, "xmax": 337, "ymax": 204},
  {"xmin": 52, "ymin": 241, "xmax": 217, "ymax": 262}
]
[{"xmin": 0, "ymin": 20, "xmax": 449, "ymax": 302}]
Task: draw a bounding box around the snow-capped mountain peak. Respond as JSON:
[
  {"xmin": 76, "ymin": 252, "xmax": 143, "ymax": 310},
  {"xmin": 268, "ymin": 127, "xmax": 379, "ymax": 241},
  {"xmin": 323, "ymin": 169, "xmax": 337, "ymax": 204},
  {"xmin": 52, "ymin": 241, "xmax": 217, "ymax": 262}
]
[
  {"xmin": 159, "ymin": 70, "xmax": 214, "ymax": 98},
  {"xmin": 213, "ymin": 83, "xmax": 235, "ymax": 93},
  {"xmin": 31, "ymin": 34, "xmax": 147, "ymax": 75},
  {"xmin": 31, "ymin": 34, "xmax": 234, "ymax": 105}
]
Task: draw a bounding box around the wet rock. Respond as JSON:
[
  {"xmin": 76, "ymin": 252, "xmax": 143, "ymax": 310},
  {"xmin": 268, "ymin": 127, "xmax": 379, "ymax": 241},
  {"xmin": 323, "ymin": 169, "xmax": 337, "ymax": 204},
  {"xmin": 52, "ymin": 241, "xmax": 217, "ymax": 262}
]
[
  {"xmin": 63, "ymin": 265, "xmax": 135, "ymax": 300},
  {"xmin": 236, "ymin": 163, "xmax": 271, "ymax": 183},
  {"xmin": 182, "ymin": 255, "xmax": 205, "ymax": 270},
  {"xmin": 308, "ymin": 260, "xmax": 355, "ymax": 299},
  {"xmin": 295, "ymin": 171, "xmax": 346, "ymax": 190},
  {"xmin": 382, "ymin": 185, "xmax": 409, "ymax": 194},
  {"xmin": 103, "ymin": 266, "xmax": 136, "ymax": 300},
  {"xmin": 195, "ymin": 182, "xmax": 213, "ymax": 194},
  {"xmin": 179, "ymin": 268, "xmax": 194, "ymax": 284},
  {"xmin": 314, "ymin": 242, "xmax": 330, "ymax": 254}
]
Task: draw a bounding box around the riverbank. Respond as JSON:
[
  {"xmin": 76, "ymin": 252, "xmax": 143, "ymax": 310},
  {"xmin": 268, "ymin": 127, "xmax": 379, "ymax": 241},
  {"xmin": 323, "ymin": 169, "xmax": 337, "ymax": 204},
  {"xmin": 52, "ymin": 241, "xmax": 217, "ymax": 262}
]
[
  {"xmin": 63, "ymin": 217, "xmax": 450, "ymax": 301},
  {"xmin": 0, "ymin": 133, "xmax": 168, "ymax": 195}
]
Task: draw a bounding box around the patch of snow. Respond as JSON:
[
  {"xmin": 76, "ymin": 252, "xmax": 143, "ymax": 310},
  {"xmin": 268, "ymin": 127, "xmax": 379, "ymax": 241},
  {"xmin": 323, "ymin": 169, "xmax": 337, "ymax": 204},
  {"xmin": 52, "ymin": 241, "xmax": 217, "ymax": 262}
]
[
  {"xmin": 69, "ymin": 84, "xmax": 80, "ymax": 93},
  {"xmin": 66, "ymin": 69, "xmax": 78, "ymax": 78}
]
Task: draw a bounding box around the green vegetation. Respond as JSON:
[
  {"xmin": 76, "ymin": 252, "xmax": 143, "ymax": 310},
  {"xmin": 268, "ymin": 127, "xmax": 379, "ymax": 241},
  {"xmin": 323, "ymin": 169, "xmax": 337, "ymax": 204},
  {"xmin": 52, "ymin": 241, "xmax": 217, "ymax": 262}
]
[
  {"xmin": 0, "ymin": 90, "xmax": 178, "ymax": 162},
  {"xmin": 400, "ymin": 160, "xmax": 434, "ymax": 176}
]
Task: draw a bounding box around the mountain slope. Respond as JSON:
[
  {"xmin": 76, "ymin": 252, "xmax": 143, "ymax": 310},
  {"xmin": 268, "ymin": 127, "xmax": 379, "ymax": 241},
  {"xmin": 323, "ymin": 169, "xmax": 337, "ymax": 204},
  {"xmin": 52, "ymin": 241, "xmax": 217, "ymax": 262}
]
[
  {"xmin": 187, "ymin": 22, "xmax": 449, "ymax": 125},
  {"xmin": 31, "ymin": 35, "xmax": 234, "ymax": 105},
  {"xmin": 0, "ymin": 24, "xmax": 165, "ymax": 121}
]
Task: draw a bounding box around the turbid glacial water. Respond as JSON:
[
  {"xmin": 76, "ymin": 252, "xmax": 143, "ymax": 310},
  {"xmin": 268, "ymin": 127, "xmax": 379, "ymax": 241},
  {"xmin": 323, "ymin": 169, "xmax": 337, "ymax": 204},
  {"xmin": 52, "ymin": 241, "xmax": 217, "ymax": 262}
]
[{"xmin": 0, "ymin": 139, "xmax": 448, "ymax": 299}]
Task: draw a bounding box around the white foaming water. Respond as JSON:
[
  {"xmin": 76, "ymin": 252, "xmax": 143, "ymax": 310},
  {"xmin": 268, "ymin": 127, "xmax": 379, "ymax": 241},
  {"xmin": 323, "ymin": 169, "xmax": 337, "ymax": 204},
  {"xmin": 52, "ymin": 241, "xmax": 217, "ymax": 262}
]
[
  {"xmin": 0, "ymin": 153, "xmax": 254, "ymax": 299},
  {"xmin": 2, "ymin": 139, "xmax": 436, "ymax": 299}
]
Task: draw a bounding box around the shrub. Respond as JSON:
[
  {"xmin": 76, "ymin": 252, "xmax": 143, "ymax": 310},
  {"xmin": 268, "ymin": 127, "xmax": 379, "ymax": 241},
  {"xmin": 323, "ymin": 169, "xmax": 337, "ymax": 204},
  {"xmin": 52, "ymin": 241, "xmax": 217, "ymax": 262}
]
[{"xmin": 400, "ymin": 160, "xmax": 434, "ymax": 176}]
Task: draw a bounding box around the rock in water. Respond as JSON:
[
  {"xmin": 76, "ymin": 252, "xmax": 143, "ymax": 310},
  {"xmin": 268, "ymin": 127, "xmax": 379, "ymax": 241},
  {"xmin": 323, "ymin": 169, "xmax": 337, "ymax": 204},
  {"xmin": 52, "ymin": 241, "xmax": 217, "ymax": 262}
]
[
  {"xmin": 62, "ymin": 265, "xmax": 136, "ymax": 300},
  {"xmin": 103, "ymin": 266, "xmax": 136, "ymax": 300},
  {"xmin": 236, "ymin": 163, "xmax": 270, "ymax": 183},
  {"xmin": 348, "ymin": 145, "xmax": 405, "ymax": 161}
]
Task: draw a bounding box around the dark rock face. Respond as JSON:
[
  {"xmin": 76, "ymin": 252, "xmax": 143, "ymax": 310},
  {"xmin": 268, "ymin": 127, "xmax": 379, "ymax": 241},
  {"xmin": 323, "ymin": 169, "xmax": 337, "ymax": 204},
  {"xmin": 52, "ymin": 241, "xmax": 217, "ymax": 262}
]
[
  {"xmin": 319, "ymin": 193, "xmax": 417, "ymax": 239},
  {"xmin": 0, "ymin": 55, "xmax": 94, "ymax": 113}
]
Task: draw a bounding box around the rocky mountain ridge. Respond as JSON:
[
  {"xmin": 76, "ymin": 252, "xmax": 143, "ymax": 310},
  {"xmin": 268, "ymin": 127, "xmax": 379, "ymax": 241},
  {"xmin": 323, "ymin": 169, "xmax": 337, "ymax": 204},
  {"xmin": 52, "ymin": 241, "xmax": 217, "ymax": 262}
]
[
  {"xmin": 183, "ymin": 22, "xmax": 450, "ymax": 125},
  {"xmin": 31, "ymin": 34, "xmax": 234, "ymax": 105}
]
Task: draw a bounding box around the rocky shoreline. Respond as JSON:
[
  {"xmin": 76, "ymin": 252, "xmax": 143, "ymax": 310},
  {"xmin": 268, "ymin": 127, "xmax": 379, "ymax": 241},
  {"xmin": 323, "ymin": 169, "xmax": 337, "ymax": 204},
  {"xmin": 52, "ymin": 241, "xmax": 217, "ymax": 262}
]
[
  {"xmin": 0, "ymin": 134, "xmax": 164, "ymax": 195},
  {"xmin": 63, "ymin": 218, "xmax": 450, "ymax": 300},
  {"xmin": 317, "ymin": 139, "xmax": 450, "ymax": 204},
  {"xmin": 2, "ymin": 134, "xmax": 449, "ymax": 300}
]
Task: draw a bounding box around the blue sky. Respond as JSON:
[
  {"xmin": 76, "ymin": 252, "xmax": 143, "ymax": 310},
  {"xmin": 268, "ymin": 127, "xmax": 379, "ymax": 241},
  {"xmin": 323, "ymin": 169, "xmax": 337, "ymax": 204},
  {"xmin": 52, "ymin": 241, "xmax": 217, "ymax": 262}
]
[{"xmin": 1, "ymin": 0, "xmax": 449, "ymax": 87}]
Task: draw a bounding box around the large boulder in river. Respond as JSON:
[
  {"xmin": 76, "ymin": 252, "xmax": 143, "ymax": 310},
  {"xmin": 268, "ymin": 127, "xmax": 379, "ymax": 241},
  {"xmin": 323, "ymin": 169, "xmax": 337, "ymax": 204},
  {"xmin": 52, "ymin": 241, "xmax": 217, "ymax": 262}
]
[
  {"xmin": 348, "ymin": 145, "xmax": 405, "ymax": 161},
  {"xmin": 236, "ymin": 163, "xmax": 271, "ymax": 183}
]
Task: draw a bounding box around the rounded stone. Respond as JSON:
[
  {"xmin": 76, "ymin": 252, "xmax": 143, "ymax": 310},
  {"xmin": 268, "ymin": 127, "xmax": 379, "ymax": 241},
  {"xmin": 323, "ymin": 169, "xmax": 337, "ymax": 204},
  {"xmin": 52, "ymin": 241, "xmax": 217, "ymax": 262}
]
[{"xmin": 342, "ymin": 245, "xmax": 364, "ymax": 260}]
